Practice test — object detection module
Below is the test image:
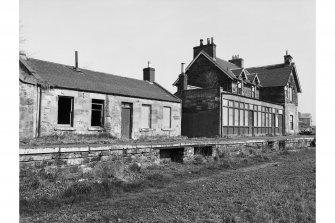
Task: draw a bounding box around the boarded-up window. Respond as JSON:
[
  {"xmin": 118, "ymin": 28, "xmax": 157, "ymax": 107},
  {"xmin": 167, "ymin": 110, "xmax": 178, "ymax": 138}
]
[
  {"xmin": 58, "ymin": 96, "xmax": 74, "ymax": 126},
  {"xmin": 141, "ymin": 105, "xmax": 151, "ymax": 128},
  {"xmin": 222, "ymin": 107, "xmax": 228, "ymax": 126},
  {"xmin": 163, "ymin": 107, "xmax": 171, "ymax": 128},
  {"xmin": 91, "ymin": 99, "xmax": 104, "ymax": 127}
]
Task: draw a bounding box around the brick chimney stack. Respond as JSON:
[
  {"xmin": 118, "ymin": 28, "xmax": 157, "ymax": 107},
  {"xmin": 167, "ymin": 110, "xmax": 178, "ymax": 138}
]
[
  {"xmin": 193, "ymin": 37, "xmax": 216, "ymax": 59},
  {"xmin": 284, "ymin": 50, "xmax": 293, "ymax": 65},
  {"xmin": 229, "ymin": 55, "xmax": 244, "ymax": 68},
  {"xmin": 178, "ymin": 63, "xmax": 188, "ymax": 91},
  {"xmin": 143, "ymin": 61, "xmax": 155, "ymax": 82}
]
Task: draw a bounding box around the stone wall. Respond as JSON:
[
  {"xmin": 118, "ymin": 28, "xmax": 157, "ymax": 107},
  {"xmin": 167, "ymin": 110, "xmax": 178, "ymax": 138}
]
[
  {"xmin": 37, "ymin": 88, "xmax": 181, "ymax": 139},
  {"xmin": 175, "ymin": 88, "xmax": 221, "ymax": 137},
  {"xmin": 19, "ymin": 82, "xmax": 38, "ymax": 139},
  {"xmin": 20, "ymin": 137, "xmax": 315, "ymax": 171}
]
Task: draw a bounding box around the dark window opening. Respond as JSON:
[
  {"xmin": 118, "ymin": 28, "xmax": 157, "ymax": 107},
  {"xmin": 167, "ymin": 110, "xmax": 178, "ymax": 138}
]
[
  {"xmin": 57, "ymin": 96, "xmax": 74, "ymax": 126},
  {"xmin": 279, "ymin": 140, "xmax": 286, "ymax": 150},
  {"xmin": 290, "ymin": 115, "xmax": 294, "ymax": 130},
  {"xmin": 267, "ymin": 141, "xmax": 274, "ymax": 149},
  {"xmin": 91, "ymin": 99, "xmax": 104, "ymax": 127},
  {"xmin": 194, "ymin": 146, "xmax": 213, "ymax": 157},
  {"xmin": 159, "ymin": 148, "xmax": 184, "ymax": 163}
]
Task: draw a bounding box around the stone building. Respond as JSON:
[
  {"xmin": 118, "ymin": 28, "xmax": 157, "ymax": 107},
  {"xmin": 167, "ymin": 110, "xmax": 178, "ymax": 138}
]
[
  {"xmin": 174, "ymin": 38, "xmax": 302, "ymax": 137},
  {"xmin": 298, "ymin": 112, "xmax": 312, "ymax": 130},
  {"xmin": 19, "ymin": 52, "xmax": 181, "ymax": 139}
]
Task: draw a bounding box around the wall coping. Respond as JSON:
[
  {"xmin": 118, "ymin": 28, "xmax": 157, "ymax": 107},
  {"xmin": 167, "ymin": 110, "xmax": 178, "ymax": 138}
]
[{"xmin": 19, "ymin": 136, "xmax": 315, "ymax": 155}]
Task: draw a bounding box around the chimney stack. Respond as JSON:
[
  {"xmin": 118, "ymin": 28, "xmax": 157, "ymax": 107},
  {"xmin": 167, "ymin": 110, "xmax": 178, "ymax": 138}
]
[
  {"xmin": 284, "ymin": 50, "xmax": 293, "ymax": 65},
  {"xmin": 74, "ymin": 51, "xmax": 80, "ymax": 71},
  {"xmin": 143, "ymin": 61, "xmax": 155, "ymax": 82},
  {"xmin": 229, "ymin": 55, "xmax": 244, "ymax": 68},
  {"xmin": 178, "ymin": 63, "xmax": 188, "ymax": 91},
  {"xmin": 193, "ymin": 37, "xmax": 216, "ymax": 59}
]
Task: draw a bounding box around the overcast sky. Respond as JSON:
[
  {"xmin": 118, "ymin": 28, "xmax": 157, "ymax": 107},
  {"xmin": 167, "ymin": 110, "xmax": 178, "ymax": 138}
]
[{"xmin": 20, "ymin": 0, "xmax": 315, "ymax": 123}]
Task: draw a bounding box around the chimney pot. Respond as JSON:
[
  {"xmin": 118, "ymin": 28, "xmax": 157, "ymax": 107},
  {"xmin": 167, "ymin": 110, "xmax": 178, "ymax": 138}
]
[
  {"xmin": 207, "ymin": 38, "xmax": 210, "ymax": 45},
  {"xmin": 200, "ymin": 39, "xmax": 203, "ymax": 46},
  {"xmin": 211, "ymin": 37, "xmax": 214, "ymax": 44},
  {"xmin": 181, "ymin": 63, "xmax": 185, "ymax": 74}
]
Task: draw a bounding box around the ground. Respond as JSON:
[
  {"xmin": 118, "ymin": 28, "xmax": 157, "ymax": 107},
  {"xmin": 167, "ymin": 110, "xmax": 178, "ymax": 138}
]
[{"xmin": 20, "ymin": 148, "xmax": 315, "ymax": 223}]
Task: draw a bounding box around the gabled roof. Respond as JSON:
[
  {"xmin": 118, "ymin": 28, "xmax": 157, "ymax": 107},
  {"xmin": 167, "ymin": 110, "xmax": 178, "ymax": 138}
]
[
  {"xmin": 173, "ymin": 51, "xmax": 239, "ymax": 86},
  {"xmin": 185, "ymin": 51, "xmax": 238, "ymax": 79},
  {"xmin": 20, "ymin": 57, "xmax": 181, "ymax": 103},
  {"xmin": 246, "ymin": 63, "xmax": 301, "ymax": 92}
]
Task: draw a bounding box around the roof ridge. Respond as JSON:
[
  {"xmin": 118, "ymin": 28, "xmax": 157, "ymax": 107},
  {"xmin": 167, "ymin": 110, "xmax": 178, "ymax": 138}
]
[
  {"xmin": 246, "ymin": 63, "xmax": 287, "ymax": 70},
  {"xmin": 28, "ymin": 57, "xmax": 148, "ymax": 84}
]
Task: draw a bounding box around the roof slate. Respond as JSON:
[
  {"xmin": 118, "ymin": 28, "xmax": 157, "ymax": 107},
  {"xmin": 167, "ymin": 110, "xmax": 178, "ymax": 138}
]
[
  {"xmin": 21, "ymin": 58, "xmax": 180, "ymax": 103},
  {"xmin": 246, "ymin": 63, "xmax": 294, "ymax": 87}
]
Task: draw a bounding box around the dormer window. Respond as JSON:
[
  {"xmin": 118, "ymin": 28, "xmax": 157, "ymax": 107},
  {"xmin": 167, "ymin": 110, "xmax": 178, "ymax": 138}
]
[
  {"xmin": 251, "ymin": 85, "xmax": 255, "ymax": 98},
  {"xmin": 237, "ymin": 81, "xmax": 242, "ymax": 95}
]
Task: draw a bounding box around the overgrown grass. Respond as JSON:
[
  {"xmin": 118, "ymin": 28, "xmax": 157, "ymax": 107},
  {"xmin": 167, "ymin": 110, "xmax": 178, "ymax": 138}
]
[{"xmin": 20, "ymin": 132, "xmax": 189, "ymax": 146}]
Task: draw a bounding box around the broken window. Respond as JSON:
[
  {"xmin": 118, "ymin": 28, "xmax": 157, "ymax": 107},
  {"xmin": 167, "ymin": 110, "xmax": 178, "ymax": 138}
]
[
  {"xmin": 141, "ymin": 104, "xmax": 151, "ymax": 128},
  {"xmin": 57, "ymin": 96, "xmax": 74, "ymax": 126},
  {"xmin": 91, "ymin": 99, "xmax": 104, "ymax": 127},
  {"xmin": 163, "ymin": 106, "xmax": 171, "ymax": 128}
]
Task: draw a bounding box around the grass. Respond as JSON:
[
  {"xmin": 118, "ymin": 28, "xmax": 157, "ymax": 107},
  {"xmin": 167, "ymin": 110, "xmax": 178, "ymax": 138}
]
[
  {"xmin": 19, "ymin": 132, "xmax": 189, "ymax": 146},
  {"xmin": 20, "ymin": 148, "xmax": 315, "ymax": 222}
]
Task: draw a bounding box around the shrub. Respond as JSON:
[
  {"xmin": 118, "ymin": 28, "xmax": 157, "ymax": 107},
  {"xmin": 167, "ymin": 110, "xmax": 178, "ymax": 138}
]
[{"xmin": 193, "ymin": 155, "xmax": 205, "ymax": 165}]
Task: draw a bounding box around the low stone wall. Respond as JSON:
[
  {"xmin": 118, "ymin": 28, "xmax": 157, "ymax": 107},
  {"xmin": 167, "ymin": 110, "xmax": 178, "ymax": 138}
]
[{"xmin": 19, "ymin": 137, "xmax": 315, "ymax": 171}]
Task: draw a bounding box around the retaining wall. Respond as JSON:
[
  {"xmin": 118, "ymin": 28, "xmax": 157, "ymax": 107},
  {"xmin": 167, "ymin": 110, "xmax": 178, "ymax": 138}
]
[{"xmin": 20, "ymin": 137, "xmax": 315, "ymax": 172}]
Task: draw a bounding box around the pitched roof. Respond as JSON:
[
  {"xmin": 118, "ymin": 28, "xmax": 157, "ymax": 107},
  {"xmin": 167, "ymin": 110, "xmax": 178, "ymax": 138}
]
[
  {"xmin": 246, "ymin": 63, "xmax": 295, "ymax": 88},
  {"xmin": 20, "ymin": 57, "xmax": 181, "ymax": 103}
]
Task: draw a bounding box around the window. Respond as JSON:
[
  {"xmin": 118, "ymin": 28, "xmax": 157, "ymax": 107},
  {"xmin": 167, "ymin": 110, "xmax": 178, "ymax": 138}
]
[
  {"xmin": 58, "ymin": 96, "xmax": 74, "ymax": 126},
  {"xmin": 290, "ymin": 115, "xmax": 294, "ymax": 130},
  {"xmin": 141, "ymin": 105, "xmax": 151, "ymax": 128},
  {"xmin": 239, "ymin": 109, "xmax": 244, "ymax": 126},
  {"xmin": 251, "ymin": 86, "xmax": 255, "ymax": 98},
  {"xmin": 275, "ymin": 114, "xmax": 279, "ymax": 127},
  {"xmin": 163, "ymin": 107, "xmax": 171, "ymax": 128},
  {"xmin": 234, "ymin": 109, "xmax": 239, "ymax": 126},
  {"xmin": 244, "ymin": 110, "xmax": 249, "ymax": 126},
  {"xmin": 237, "ymin": 81, "xmax": 242, "ymax": 95},
  {"xmin": 228, "ymin": 108, "xmax": 234, "ymax": 126},
  {"xmin": 222, "ymin": 107, "xmax": 228, "ymax": 126},
  {"xmin": 91, "ymin": 99, "xmax": 104, "ymax": 127}
]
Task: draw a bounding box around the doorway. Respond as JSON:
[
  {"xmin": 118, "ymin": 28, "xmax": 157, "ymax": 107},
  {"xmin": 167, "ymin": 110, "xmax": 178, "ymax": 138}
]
[{"xmin": 121, "ymin": 103, "xmax": 132, "ymax": 139}]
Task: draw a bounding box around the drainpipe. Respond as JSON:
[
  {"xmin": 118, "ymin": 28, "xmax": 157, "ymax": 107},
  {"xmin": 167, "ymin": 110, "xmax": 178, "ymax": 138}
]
[{"xmin": 37, "ymin": 85, "xmax": 42, "ymax": 137}]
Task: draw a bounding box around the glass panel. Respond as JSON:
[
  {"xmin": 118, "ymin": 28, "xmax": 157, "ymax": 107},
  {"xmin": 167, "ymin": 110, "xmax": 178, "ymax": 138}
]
[
  {"xmin": 275, "ymin": 115, "xmax": 279, "ymax": 127},
  {"xmin": 234, "ymin": 109, "xmax": 239, "ymax": 126},
  {"xmin": 245, "ymin": 110, "xmax": 248, "ymax": 126},
  {"xmin": 258, "ymin": 112, "xmax": 262, "ymax": 127},
  {"xmin": 222, "ymin": 99, "xmax": 228, "ymax": 106},
  {"xmin": 254, "ymin": 112, "xmax": 257, "ymax": 126},
  {"xmin": 222, "ymin": 107, "xmax": 228, "ymax": 126},
  {"xmin": 234, "ymin": 102, "xmax": 239, "ymax": 108},
  {"xmin": 228, "ymin": 100, "xmax": 234, "ymax": 107},
  {"xmin": 239, "ymin": 103, "xmax": 244, "ymax": 108},
  {"xmin": 163, "ymin": 107, "xmax": 171, "ymax": 128},
  {"xmin": 245, "ymin": 103, "xmax": 249, "ymax": 109},
  {"xmin": 239, "ymin": 110, "xmax": 244, "ymax": 126},
  {"xmin": 228, "ymin": 108, "xmax": 234, "ymax": 125}
]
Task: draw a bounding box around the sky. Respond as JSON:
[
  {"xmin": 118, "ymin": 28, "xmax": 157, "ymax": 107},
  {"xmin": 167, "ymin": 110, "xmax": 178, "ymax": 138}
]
[{"xmin": 19, "ymin": 0, "xmax": 316, "ymax": 122}]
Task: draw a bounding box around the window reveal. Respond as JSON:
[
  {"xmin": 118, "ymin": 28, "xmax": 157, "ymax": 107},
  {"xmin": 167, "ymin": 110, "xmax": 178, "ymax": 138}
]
[
  {"xmin": 91, "ymin": 99, "xmax": 104, "ymax": 127},
  {"xmin": 163, "ymin": 107, "xmax": 171, "ymax": 128},
  {"xmin": 141, "ymin": 105, "xmax": 152, "ymax": 128},
  {"xmin": 57, "ymin": 96, "xmax": 74, "ymax": 126}
]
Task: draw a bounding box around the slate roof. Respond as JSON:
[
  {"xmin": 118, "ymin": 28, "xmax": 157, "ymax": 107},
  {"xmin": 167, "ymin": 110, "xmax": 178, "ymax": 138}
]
[
  {"xmin": 246, "ymin": 63, "xmax": 295, "ymax": 88},
  {"xmin": 20, "ymin": 57, "xmax": 181, "ymax": 103}
]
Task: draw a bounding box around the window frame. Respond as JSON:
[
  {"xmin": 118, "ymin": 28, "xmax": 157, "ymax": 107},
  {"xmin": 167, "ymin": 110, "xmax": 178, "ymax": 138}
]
[
  {"xmin": 141, "ymin": 104, "xmax": 152, "ymax": 128},
  {"xmin": 91, "ymin": 99, "xmax": 104, "ymax": 127},
  {"xmin": 162, "ymin": 106, "xmax": 172, "ymax": 129},
  {"xmin": 57, "ymin": 96, "xmax": 74, "ymax": 126}
]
